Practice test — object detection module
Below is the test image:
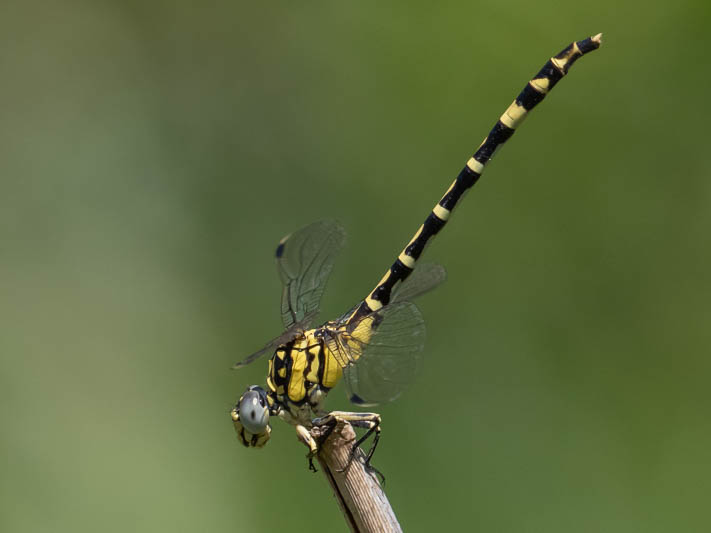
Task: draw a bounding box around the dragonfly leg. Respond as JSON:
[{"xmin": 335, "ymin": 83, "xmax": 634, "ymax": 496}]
[
  {"xmin": 305, "ymin": 413, "xmax": 341, "ymax": 475},
  {"xmin": 313, "ymin": 411, "xmax": 385, "ymax": 484},
  {"xmin": 307, "ymin": 384, "xmax": 329, "ymax": 417},
  {"xmin": 295, "ymin": 424, "xmax": 320, "ymax": 473}
]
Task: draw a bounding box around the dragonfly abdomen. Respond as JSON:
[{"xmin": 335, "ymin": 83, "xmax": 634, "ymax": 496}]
[{"xmin": 347, "ymin": 34, "xmax": 602, "ymax": 324}]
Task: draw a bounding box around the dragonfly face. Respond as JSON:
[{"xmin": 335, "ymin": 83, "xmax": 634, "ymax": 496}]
[{"xmin": 231, "ymin": 385, "xmax": 271, "ymax": 448}]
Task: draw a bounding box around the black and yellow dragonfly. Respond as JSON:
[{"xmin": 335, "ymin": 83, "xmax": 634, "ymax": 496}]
[{"xmin": 231, "ymin": 34, "xmax": 602, "ymax": 476}]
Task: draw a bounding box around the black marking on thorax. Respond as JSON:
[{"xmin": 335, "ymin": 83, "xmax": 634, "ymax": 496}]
[
  {"xmin": 302, "ymin": 337, "xmax": 320, "ymax": 378},
  {"xmin": 271, "ymin": 339, "xmax": 295, "ymax": 391},
  {"xmin": 302, "ymin": 334, "xmax": 327, "ymax": 387}
]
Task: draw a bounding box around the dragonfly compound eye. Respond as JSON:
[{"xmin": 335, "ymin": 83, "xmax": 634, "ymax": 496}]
[{"xmin": 238, "ymin": 387, "xmax": 270, "ymax": 435}]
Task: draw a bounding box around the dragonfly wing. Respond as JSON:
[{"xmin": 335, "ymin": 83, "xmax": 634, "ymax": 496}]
[
  {"xmin": 391, "ymin": 262, "xmax": 446, "ymax": 303},
  {"xmin": 232, "ymin": 342, "xmax": 277, "ymax": 370},
  {"xmin": 326, "ymin": 302, "xmax": 426, "ymax": 406},
  {"xmin": 276, "ymin": 220, "xmax": 346, "ymax": 330},
  {"xmin": 232, "ymin": 311, "xmax": 316, "ymax": 369}
]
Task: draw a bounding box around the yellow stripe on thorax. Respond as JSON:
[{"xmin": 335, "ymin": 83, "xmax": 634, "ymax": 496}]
[
  {"xmin": 321, "ymin": 348, "xmax": 343, "ymax": 388},
  {"xmin": 287, "ymin": 340, "xmax": 308, "ymax": 402},
  {"xmin": 303, "ymin": 344, "xmax": 321, "ymax": 384}
]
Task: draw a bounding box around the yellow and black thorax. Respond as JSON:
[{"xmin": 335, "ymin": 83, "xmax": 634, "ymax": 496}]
[{"xmin": 266, "ymin": 326, "xmax": 343, "ymax": 407}]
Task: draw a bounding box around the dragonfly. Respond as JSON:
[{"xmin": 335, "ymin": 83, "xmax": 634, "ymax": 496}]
[{"xmin": 231, "ymin": 34, "xmax": 602, "ymax": 478}]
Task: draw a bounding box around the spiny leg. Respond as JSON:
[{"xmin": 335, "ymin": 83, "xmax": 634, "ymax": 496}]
[
  {"xmin": 300, "ymin": 415, "xmax": 343, "ymax": 473},
  {"xmin": 313, "ymin": 411, "xmax": 384, "ymax": 483},
  {"xmin": 297, "ymin": 416, "xmax": 352, "ymax": 474},
  {"xmin": 295, "ymin": 424, "xmax": 320, "ymax": 473}
]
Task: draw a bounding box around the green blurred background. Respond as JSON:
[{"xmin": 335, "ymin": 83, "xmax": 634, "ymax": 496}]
[{"xmin": 2, "ymin": 1, "xmax": 710, "ymax": 532}]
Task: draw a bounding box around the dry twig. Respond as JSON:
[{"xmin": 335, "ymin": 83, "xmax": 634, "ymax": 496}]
[{"xmin": 312, "ymin": 421, "xmax": 402, "ymax": 533}]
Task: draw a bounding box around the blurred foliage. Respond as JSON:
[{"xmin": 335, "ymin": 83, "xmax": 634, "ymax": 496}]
[{"xmin": 1, "ymin": 1, "xmax": 710, "ymax": 532}]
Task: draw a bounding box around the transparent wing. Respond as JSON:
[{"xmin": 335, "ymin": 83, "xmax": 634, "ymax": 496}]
[
  {"xmin": 391, "ymin": 262, "xmax": 446, "ymax": 303},
  {"xmin": 234, "ymin": 221, "xmax": 344, "ymax": 369},
  {"xmin": 232, "ymin": 340, "xmax": 279, "ymax": 370},
  {"xmin": 277, "ymin": 220, "xmax": 346, "ymax": 330},
  {"xmin": 232, "ymin": 311, "xmax": 317, "ymax": 369},
  {"xmin": 325, "ymin": 302, "xmax": 425, "ymax": 406}
]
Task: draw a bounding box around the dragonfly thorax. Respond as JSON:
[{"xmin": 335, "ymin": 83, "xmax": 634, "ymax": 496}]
[{"xmin": 266, "ymin": 327, "xmax": 343, "ymax": 415}]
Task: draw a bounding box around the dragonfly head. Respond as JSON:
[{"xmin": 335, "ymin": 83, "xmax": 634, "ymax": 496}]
[{"xmin": 231, "ymin": 385, "xmax": 271, "ymax": 448}]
